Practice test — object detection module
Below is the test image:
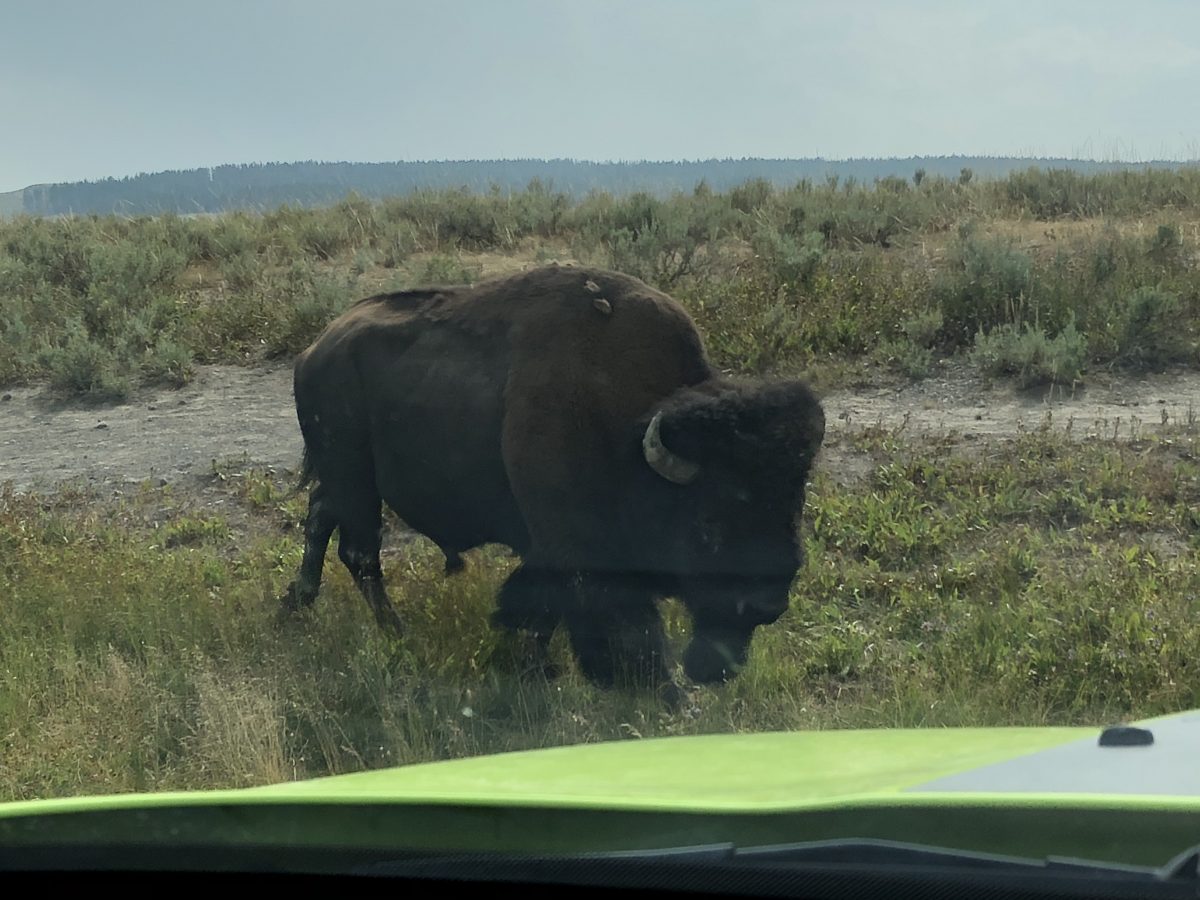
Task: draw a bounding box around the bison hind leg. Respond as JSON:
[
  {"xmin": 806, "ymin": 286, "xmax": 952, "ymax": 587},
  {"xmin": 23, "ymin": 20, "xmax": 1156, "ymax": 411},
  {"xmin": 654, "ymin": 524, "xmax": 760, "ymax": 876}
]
[
  {"xmin": 335, "ymin": 505, "xmax": 403, "ymax": 638},
  {"xmin": 279, "ymin": 483, "xmax": 337, "ymax": 616},
  {"xmin": 442, "ymin": 548, "xmax": 466, "ymax": 575}
]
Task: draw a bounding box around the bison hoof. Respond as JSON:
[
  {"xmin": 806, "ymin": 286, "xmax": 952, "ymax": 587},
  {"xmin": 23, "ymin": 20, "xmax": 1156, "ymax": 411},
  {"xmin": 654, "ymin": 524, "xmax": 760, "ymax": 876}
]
[
  {"xmin": 274, "ymin": 605, "xmax": 299, "ymax": 629},
  {"xmin": 279, "ymin": 581, "xmax": 316, "ymax": 613},
  {"xmin": 374, "ymin": 608, "xmax": 404, "ymax": 638},
  {"xmin": 523, "ymin": 659, "xmax": 562, "ymax": 682},
  {"xmin": 658, "ymin": 680, "xmax": 686, "ymax": 710}
]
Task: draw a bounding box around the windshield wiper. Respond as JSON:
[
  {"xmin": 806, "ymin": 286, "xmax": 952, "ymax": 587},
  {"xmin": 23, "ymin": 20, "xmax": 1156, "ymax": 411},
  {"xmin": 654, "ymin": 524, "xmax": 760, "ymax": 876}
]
[{"xmin": 353, "ymin": 838, "xmax": 1200, "ymax": 899}]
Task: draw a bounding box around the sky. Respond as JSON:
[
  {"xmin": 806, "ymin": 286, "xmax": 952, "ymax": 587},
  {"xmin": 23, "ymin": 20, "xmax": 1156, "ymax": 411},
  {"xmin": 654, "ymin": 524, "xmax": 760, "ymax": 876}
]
[{"xmin": 3, "ymin": 0, "xmax": 1200, "ymax": 191}]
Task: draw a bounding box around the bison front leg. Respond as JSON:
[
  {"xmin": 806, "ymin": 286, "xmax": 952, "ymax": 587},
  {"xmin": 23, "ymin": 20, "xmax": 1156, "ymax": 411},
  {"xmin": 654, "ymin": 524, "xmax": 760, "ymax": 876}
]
[
  {"xmin": 493, "ymin": 564, "xmax": 570, "ymax": 679},
  {"xmin": 564, "ymin": 574, "xmax": 676, "ymax": 700}
]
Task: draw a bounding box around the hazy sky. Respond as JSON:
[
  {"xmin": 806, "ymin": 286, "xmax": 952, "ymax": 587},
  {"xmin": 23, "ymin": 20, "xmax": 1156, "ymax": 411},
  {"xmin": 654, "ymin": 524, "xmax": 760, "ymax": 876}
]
[{"xmin": 3, "ymin": 0, "xmax": 1199, "ymax": 191}]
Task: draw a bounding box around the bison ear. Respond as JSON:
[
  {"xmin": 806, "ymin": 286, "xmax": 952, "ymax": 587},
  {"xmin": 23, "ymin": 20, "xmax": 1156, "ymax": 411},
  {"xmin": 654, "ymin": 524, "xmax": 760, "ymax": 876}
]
[
  {"xmin": 766, "ymin": 393, "xmax": 826, "ymax": 478},
  {"xmin": 793, "ymin": 400, "xmax": 826, "ymax": 450},
  {"xmin": 742, "ymin": 382, "xmax": 827, "ymax": 455}
]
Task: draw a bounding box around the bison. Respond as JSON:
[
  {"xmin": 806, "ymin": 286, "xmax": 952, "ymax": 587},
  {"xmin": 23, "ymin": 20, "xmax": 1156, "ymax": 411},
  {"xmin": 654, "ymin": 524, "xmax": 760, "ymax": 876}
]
[{"xmin": 280, "ymin": 264, "xmax": 825, "ymax": 697}]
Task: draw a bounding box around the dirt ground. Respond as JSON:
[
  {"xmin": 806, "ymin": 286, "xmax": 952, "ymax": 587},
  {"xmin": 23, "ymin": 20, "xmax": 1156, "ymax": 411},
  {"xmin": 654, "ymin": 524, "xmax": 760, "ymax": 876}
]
[{"xmin": 2, "ymin": 362, "xmax": 1198, "ymax": 496}]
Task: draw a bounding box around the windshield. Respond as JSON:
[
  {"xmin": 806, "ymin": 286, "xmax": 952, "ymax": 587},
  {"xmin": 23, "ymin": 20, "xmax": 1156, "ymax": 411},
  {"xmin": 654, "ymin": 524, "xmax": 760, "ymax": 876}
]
[{"xmin": 1, "ymin": 0, "xmax": 1198, "ymax": 866}]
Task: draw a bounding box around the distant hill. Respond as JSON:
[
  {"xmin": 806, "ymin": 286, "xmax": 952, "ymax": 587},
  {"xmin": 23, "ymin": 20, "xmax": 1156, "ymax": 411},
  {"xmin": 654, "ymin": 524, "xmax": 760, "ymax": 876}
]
[
  {"xmin": 8, "ymin": 156, "xmax": 1200, "ymax": 217},
  {"xmin": 0, "ymin": 187, "xmax": 24, "ymax": 217}
]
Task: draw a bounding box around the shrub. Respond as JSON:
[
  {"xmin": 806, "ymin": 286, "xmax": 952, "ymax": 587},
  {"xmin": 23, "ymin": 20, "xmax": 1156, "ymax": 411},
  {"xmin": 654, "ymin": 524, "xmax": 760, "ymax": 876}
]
[
  {"xmin": 294, "ymin": 210, "xmax": 354, "ymax": 260},
  {"xmin": 582, "ymin": 191, "xmax": 736, "ymax": 287},
  {"xmin": 1, "ymin": 175, "xmax": 1196, "ymax": 395},
  {"xmin": 1145, "ymin": 222, "xmax": 1184, "ymax": 268},
  {"xmin": 391, "ymin": 189, "xmax": 504, "ymax": 250},
  {"xmin": 878, "ymin": 339, "xmax": 934, "ymax": 379},
  {"xmin": 41, "ymin": 322, "xmax": 131, "ymax": 401},
  {"xmin": 970, "ymin": 319, "xmax": 1087, "ymax": 389},
  {"xmin": 901, "ymin": 310, "xmax": 944, "ymax": 349},
  {"xmin": 86, "ymin": 239, "xmax": 187, "ymax": 305},
  {"xmin": 190, "ymin": 213, "xmax": 260, "ymax": 262},
  {"xmin": 267, "ymin": 266, "xmax": 352, "ymax": 357},
  {"xmin": 3, "ymin": 218, "xmax": 92, "ymax": 295},
  {"xmin": 995, "ymin": 167, "xmax": 1200, "ymax": 219},
  {"xmin": 1116, "ymin": 287, "xmax": 1193, "ymax": 369},
  {"xmin": 418, "ymin": 254, "xmax": 477, "ymax": 286},
  {"xmin": 1001, "ymin": 167, "xmax": 1096, "ymax": 218},
  {"xmin": 351, "ymin": 248, "xmax": 376, "ymax": 276},
  {"xmin": 934, "ymin": 225, "xmax": 1032, "ymax": 346},
  {"xmin": 508, "ymin": 178, "xmax": 570, "ymax": 238},
  {"xmin": 681, "ymin": 273, "xmax": 810, "ymax": 373},
  {"xmin": 729, "ymin": 178, "xmax": 774, "ymax": 214},
  {"xmin": 751, "ymin": 225, "xmax": 825, "ymax": 289},
  {"xmin": 377, "ymin": 222, "xmax": 419, "ymax": 267},
  {"xmin": 141, "ymin": 337, "xmax": 195, "ymax": 387},
  {"xmin": 218, "ymin": 251, "xmax": 263, "ymax": 293}
]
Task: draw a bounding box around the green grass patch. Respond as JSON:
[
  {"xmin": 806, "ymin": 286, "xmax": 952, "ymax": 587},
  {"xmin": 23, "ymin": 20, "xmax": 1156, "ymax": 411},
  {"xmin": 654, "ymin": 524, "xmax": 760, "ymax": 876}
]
[{"xmin": 3, "ymin": 425, "xmax": 1199, "ymax": 801}]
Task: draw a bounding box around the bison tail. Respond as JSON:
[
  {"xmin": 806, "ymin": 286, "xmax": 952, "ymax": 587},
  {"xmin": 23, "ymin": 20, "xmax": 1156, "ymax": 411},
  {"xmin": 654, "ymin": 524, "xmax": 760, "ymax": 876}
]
[{"xmin": 295, "ymin": 446, "xmax": 319, "ymax": 492}]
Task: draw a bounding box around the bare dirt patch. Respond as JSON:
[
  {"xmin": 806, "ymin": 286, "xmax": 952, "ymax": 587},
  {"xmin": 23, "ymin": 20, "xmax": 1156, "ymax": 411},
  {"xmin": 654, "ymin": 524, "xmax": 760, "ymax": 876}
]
[
  {"xmin": 821, "ymin": 362, "xmax": 1199, "ymax": 441},
  {"xmin": 2, "ymin": 362, "xmax": 1198, "ymax": 498},
  {"xmin": 0, "ymin": 365, "xmax": 302, "ymax": 494}
]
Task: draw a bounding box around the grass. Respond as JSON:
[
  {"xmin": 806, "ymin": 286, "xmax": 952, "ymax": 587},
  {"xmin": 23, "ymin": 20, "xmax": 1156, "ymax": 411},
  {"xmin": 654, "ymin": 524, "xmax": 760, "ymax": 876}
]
[
  {"xmin": 3, "ymin": 420, "xmax": 1199, "ymax": 801},
  {"xmin": 3, "ymin": 170, "xmax": 1200, "ymax": 801}
]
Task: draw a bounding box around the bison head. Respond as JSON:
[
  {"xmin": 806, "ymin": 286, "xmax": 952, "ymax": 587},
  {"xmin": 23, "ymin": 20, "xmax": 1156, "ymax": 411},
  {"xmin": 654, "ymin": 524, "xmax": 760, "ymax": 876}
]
[{"xmin": 637, "ymin": 379, "xmax": 825, "ymax": 685}]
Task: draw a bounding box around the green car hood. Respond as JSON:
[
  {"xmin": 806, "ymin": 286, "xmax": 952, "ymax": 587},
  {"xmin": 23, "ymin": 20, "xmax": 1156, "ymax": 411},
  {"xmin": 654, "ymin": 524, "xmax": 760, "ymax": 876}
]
[{"xmin": 3, "ymin": 709, "xmax": 1199, "ymax": 868}]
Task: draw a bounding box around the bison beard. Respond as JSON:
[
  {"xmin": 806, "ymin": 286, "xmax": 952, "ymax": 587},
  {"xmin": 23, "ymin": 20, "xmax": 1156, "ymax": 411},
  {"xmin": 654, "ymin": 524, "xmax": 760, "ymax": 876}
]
[{"xmin": 279, "ymin": 265, "xmax": 825, "ymax": 702}]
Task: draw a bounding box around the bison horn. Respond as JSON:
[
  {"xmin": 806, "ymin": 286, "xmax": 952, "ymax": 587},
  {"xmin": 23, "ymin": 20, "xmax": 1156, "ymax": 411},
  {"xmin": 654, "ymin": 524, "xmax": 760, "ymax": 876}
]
[{"xmin": 642, "ymin": 411, "xmax": 701, "ymax": 485}]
